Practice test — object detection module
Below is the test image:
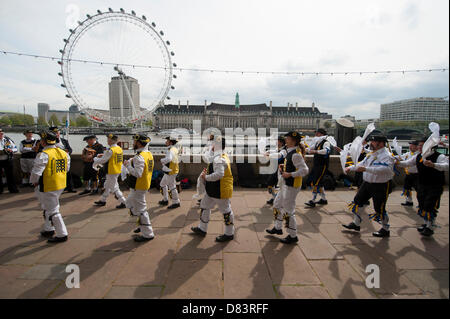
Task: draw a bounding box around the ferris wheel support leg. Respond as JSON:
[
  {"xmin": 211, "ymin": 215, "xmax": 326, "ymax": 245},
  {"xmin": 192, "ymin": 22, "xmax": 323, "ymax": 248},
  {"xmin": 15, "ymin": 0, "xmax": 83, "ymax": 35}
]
[
  {"xmin": 119, "ymin": 78, "xmax": 124, "ymax": 125},
  {"xmin": 120, "ymin": 74, "xmax": 137, "ymax": 120}
]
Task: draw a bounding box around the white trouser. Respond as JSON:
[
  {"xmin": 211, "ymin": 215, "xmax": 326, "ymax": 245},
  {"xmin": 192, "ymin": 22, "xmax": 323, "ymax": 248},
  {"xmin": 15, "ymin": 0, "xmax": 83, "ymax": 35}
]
[
  {"xmin": 126, "ymin": 189, "xmax": 154, "ymax": 238},
  {"xmin": 20, "ymin": 158, "xmax": 34, "ymax": 173},
  {"xmin": 100, "ymin": 174, "xmax": 126, "ymax": 203},
  {"xmin": 160, "ymin": 173, "xmax": 180, "ymax": 204},
  {"xmin": 192, "ymin": 174, "xmax": 206, "ymax": 199},
  {"xmin": 35, "ymin": 188, "xmax": 68, "ymax": 237},
  {"xmin": 20, "ymin": 159, "xmax": 34, "ymax": 183},
  {"xmin": 198, "ymin": 194, "xmax": 235, "ymax": 236},
  {"xmin": 273, "ymin": 184, "xmax": 301, "ymax": 237}
]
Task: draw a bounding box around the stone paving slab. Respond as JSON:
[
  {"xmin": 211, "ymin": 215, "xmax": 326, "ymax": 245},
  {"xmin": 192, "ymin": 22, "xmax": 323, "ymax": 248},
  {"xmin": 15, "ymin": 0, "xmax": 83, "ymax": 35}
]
[
  {"xmin": 19, "ymin": 263, "xmax": 68, "ymax": 280},
  {"xmin": 40, "ymin": 238, "xmax": 104, "ymax": 264},
  {"xmin": 261, "ymin": 242, "xmax": 321, "ymax": 285},
  {"xmin": 224, "ymin": 252, "xmax": 276, "ymax": 299},
  {"xmin": 362, "ymin": 237, "xmax": 448, "ymax": 270},
  {"xmin": 403, "ymin": 269, "xmax": 449, "ymax": 298},
  {"xmin": 309, "ymin": 260, "xmax": 377, "ymax": 299},
  {"xmin": 162, "ymin": 259, "xmax": 223, "ymax": 299},
  {"xmin": 175, "ymin": 234, "xmax": 223, "ymax": 260},
  {"xmin": 0, "ymin": 188, "xmax": 447, "ymax": 299},
  {"xmin": 49, "ymin": 251, "xmax": 133, "ymax": 298},
  {"xmin": 4, "ymin": 279, "xmax": 62, "ymax": 299},
  {"xmin": 334, "ymin": 244, "xmax": 422, "ymax": 295},
  {"xmin": 105, "ymin": 285, "xmax": 163, "ymax": 299},
  {"xmin": 276, "ymin": 285, "xmax": 331, "ymax": 299}
]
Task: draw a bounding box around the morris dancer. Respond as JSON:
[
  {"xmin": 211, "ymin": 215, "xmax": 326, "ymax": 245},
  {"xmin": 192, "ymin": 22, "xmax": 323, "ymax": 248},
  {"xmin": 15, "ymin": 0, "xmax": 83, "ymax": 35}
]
[
  {"xmin": 342, "ymin": 135, "xmax": 395, "ymax": 238},
  {"xmin": 397, "ymin": 138, "xmax": 449, "ymax": 237},
  {"xmin": 93, "ymin": 134, "xmax": 127, "ymax": 208},
  {"xmin": 266, "ymin": 131, "xmax": 309, "ymax": 244},
  {"xmin": 125, "ymin": 134, "xmax": 155, "ymax": 242},
  {"xmin": 31, "ymin": 131, "xmax": 70, "ymax": 243},
  {"xmin": 305, "ymin": 128, "xmax": 330, "ymax": 208},
  {"xmin": 191, "ymin": 136, "xmax": 235, "ymax": 242}
]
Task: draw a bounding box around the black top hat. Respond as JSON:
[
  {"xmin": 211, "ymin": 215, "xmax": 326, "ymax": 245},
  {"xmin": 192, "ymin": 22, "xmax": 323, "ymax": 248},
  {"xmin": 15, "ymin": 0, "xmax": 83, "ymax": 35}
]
[
  {"xmin": 48, "ymin": 126, "xmax": 59, "ymax": 132},
  {"xmin": 408, "ymin": 140, "xmax": 419, "ymax": 145},
  {"xmin": 285, "ymin": 131, "xmax": 302, "ymax": 141},
  {"xmin": 165, "ymin": 136, "xmax": 178, "ymax": 144},
  {"xmin": 23, "ymin": 129, "xmax": 34, "ymax": 135},
  {"xmin": 278, "ymin": 136, "xmax": 286, "ymax": 144},
  {"xmin": 316, "ymin": 128, "xmax": 327, "ymax": 135},
  {"xmin": 417, "ymin": 136, "xmax": 428, "ymax": 143},
  {"xmin": 106, "ymin": 133, "xmax": 118, "ymax": 140},
  {"xmin": 39, "ymin": 131, "xmax": 57, "ymax": 144},
  {"xmin": 368, "ymin": 135, "xmax": 388, "ymax": 143},
  {"xmin": 83, "ymin": 135, "xmax": 97, "ymax": 141},
  {"xmin": 133, "ymin": 134, "xmax": 151, "ymax": 144}
]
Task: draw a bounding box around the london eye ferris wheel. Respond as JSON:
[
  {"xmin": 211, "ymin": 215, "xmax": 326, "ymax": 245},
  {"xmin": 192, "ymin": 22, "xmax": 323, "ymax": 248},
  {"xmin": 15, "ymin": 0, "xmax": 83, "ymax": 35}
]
[{"xmin": 58, "ymin": 8, "xmax": 177, "ymax": 125}]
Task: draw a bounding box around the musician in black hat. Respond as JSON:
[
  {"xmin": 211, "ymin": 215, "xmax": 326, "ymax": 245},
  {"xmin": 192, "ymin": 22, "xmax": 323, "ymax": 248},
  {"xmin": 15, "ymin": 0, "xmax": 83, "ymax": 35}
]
[
  {"xmin": 305, "ymin": 128, "xmax": 331, "ymax": 208},
  {"xmin": 49, "ymin": 126, "xmax": 76, "ymax": 193},
  {"xmin": 0, "ymin": 128, "xmax": 19, "ymax": 194},
  {"xmin": 19, "ymin": 129, "xmax": 38, "ymax": 187},
  {"xmin": 343, "ymin": 134, "xmax": 395, "ymax": 237},
  {"xmin": 79, "ymin": 134, "xmax": 104, "ymax": 195},
  {"xmin": 398, "ymin": 140, "xmax": 420, "ymax": 206},
  {"xmin": 397, "ymin": 137, "xmax": 449, "ymax": 237}
]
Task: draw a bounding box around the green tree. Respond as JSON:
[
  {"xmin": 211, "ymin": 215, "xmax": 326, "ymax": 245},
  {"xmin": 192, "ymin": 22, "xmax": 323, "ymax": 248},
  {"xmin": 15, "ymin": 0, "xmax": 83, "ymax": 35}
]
[
  {"xmin": 76, "ymin": 116, "xmax": 90, "ymax": 127},
  {"xmin": 48, "ymin": 114, "xmax": 61, "ymax": 126},
  {"xmin": 69, "ymin": 120, "xmax": 77, "ymax": 127},
  {"xmin": 0, "ymin": 116, "xmax": 12, "ymax": 126},
  {"xmin": 37, "ymin": 116, "xmax": 48, "ymax": 127},
  {"xmin": 23, "ymin": 114, "xmax": 35, "ymax": 126},
  {"xmin": 9, "ymin": 114, "xmax": 24, "ymax": 126},
  {"xmin": 323, "ymin": 121, "xmax": 331, "ymax": 129},
  {"xmin": 379, "ymin": 120, "xmax": 397, "ymax": 128}
]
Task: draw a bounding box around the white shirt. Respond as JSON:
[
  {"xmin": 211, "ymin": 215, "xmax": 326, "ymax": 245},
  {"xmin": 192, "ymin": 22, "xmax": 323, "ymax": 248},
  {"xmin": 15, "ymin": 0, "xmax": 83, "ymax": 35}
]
[
  {"xmin": 285, "ymin": 146, "xmax": 309, "ymax": 178},
  {"xmin": 268, "ymin": 147, "xmax": 287, "ymax": 160},
  {"xmin": 348, "ymin": 147, "xmax": 394, "ymax": 183},
  {"xmin": 307, "ymin": 136, "xmax": 331, "ymax": 155},
  {"xmin": 19, "ymin": 138, "xmax": 37, "ymax": 154},
  {"xmin": 399, "ymin": 151, "xmax": 419, "ymax": 174},
  {"xmin": 205, "ymin": 151, "xmax": 229, "ymax": 182},
  {"xmin": 398, "ymin": 152, "xmax": 449, "ymax": 172},
  {"xmin": 30, "ymin": 145, "xmax": 71, "ymax": 184},
  {"xmin": 202, "ymin": 141, "xmax": 215, "ymax": 164},
  {"xmin": 161, "ymin": 145, "xmax": 177, "ymax": 172},
  {"xmin": 0, "ymin": 136, "xmax": 17, "ymax": 160},
  {"xmin": 93, "ymin": 143, "xmax": 116, "ymax": 165},
  {"xmin": 126, "ymin": 147, "xmax": 146, "ymax": 178}
]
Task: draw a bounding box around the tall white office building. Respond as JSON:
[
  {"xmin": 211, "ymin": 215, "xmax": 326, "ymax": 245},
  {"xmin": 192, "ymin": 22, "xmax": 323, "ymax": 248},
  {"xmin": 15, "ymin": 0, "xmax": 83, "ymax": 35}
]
[{"xmin": 109, "ymin": 76, "xmax": 140, "ymax": 119}]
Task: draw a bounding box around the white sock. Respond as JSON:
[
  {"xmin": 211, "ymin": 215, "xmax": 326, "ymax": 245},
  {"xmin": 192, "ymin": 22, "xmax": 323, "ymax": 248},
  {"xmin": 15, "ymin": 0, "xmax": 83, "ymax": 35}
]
[{"xmin": 353, "ymin": 215, "xmax": 361, "ymax": 226}]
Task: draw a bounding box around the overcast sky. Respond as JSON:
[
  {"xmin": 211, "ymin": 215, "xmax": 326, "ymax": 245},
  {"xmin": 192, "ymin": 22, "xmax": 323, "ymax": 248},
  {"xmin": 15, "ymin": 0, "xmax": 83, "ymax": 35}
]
[{"xmin": 0, "ymin": 0, "xmax": 448, "ymax": 119}]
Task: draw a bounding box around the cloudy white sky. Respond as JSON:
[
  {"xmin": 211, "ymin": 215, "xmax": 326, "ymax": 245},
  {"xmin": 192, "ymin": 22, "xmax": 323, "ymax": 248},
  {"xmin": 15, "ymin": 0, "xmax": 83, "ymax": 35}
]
[{"xmin": 0, "ymin": 0, "xmax": 448, "ymax": 119}]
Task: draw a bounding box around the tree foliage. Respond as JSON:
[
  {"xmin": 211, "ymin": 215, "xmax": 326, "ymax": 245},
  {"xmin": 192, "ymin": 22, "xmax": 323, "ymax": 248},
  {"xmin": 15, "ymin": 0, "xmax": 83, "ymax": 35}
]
[
  {"xmin": 0, "ymin": 116, "xmax": 12, "ymax": 126},
  {"xmin": 48, "ymin": 114, "xmax": 61, "ymax": 126},
  {"xmin": 75, "ymin": 116, "xmax": 90, "ymax": 127}
]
